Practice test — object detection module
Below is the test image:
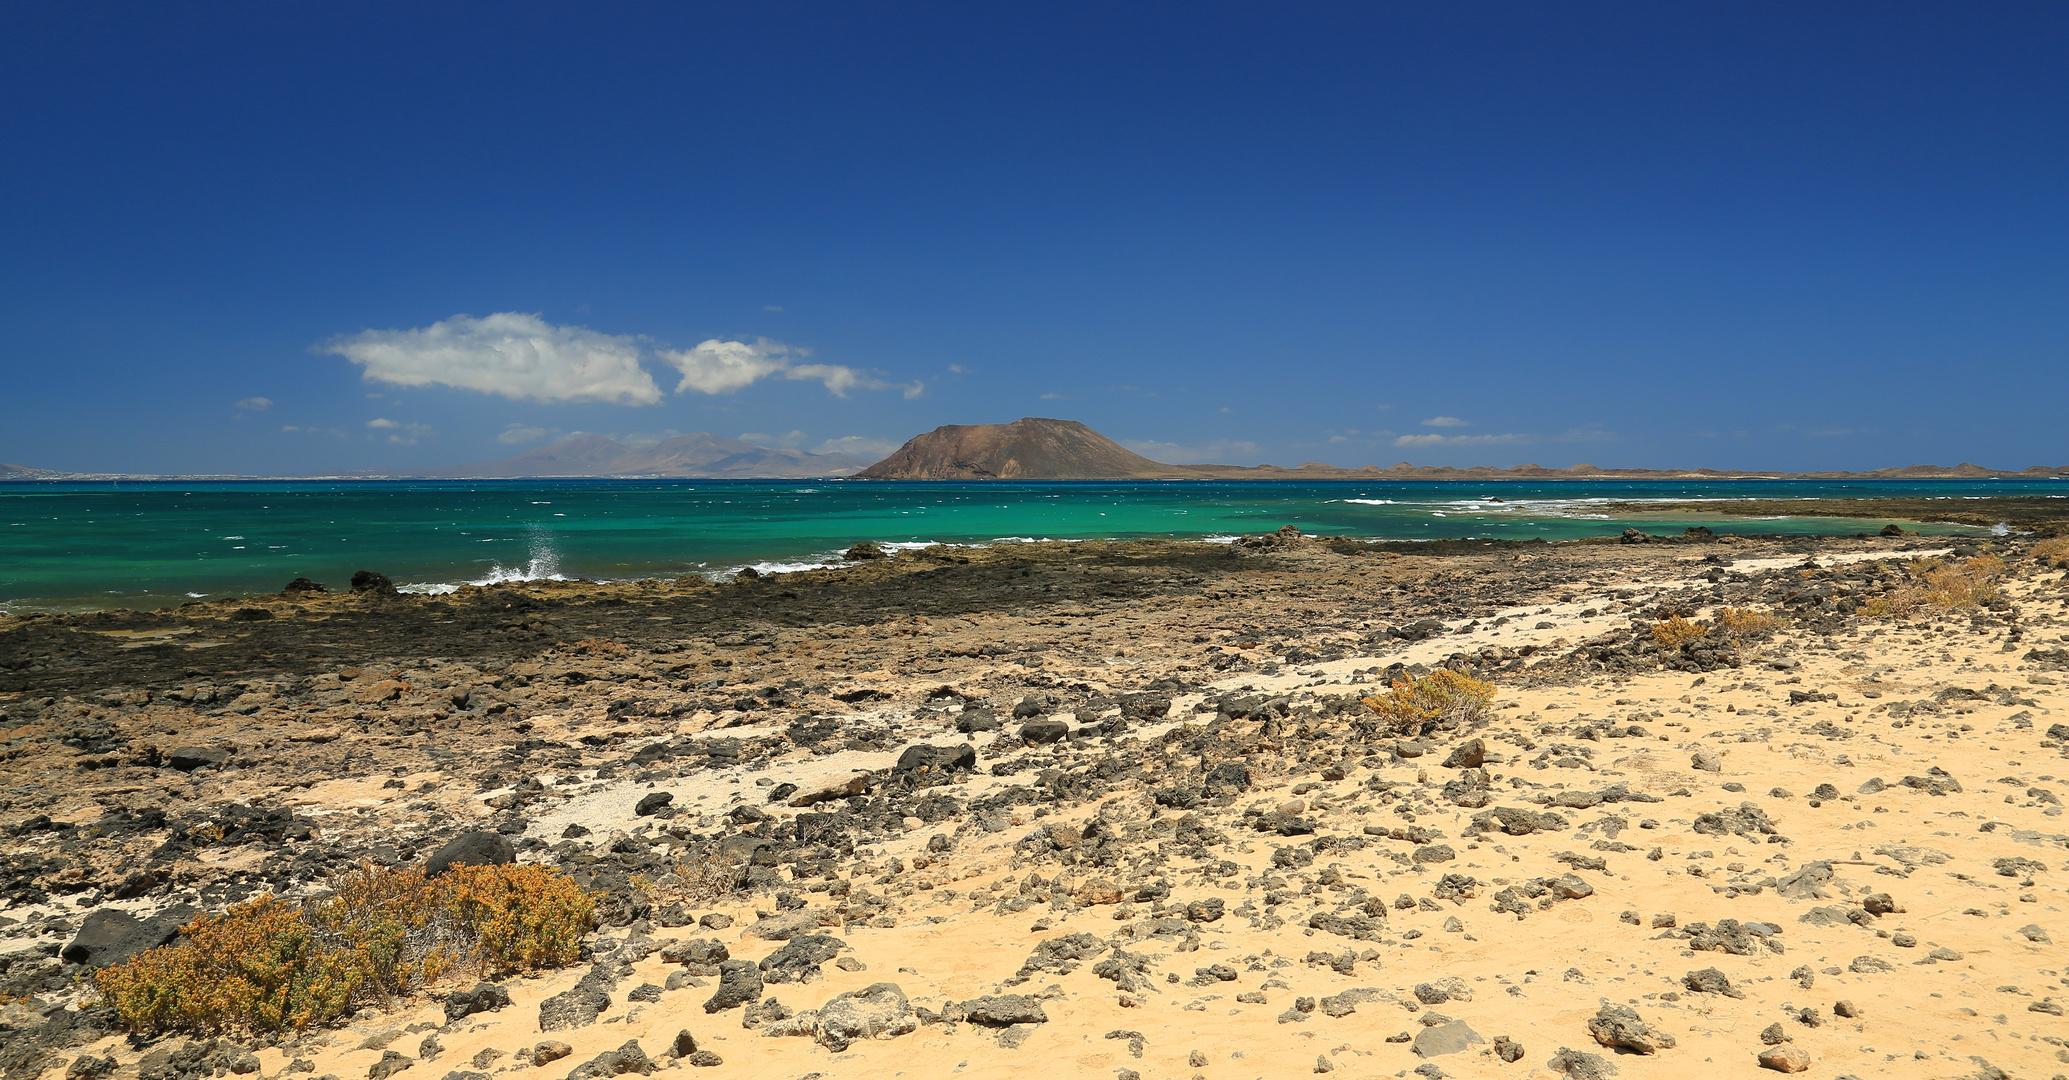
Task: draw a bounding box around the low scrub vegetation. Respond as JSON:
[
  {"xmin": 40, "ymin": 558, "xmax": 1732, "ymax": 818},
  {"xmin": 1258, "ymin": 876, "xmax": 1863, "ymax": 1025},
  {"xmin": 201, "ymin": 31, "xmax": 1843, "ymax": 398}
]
[
  {"xmin": 1862, "ymin": 554, "xmax": 2004, "ymax": 619},
  {"xmin": 1650, "ymin": 615, "xmax": 1709, "ymax": 650},
  {"xmin": 1361, "ymin": 668, "xmax": 1496, "ymax": 735},
  {"xmin": 95, "ymin": 863, "xmax": 593, "ymax": 1037},
  {"xmin": 1714, "ymin": 606, "xmax": 1788, "ymax": 640},
  {"xmin": 1646, "ymin": 607, "xmax": 1786, "ymax": 664},
  {"xmin": 2034, "ymin": 536, "xmax": 2069, "ymax": 569}
]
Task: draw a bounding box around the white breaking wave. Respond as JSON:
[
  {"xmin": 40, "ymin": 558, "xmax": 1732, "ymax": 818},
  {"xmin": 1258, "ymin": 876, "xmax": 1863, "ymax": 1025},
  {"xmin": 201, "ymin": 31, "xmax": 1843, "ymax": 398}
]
[{"xmin": 400, "ymin": 531, "xmax": 571, "ymax": 594}]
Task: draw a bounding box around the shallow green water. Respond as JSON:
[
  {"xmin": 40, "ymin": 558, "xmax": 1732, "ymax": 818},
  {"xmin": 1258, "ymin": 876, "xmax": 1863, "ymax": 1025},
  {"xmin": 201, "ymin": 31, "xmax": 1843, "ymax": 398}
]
[{"xmin": 2, "ymin": 478, "xmax": 2053, "ymax": 611}]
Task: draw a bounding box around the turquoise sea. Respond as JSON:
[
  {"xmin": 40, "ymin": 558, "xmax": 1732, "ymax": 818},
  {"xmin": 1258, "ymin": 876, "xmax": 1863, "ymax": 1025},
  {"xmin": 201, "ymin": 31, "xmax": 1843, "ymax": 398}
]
[{"xmin": 2, "ymin": 478, "xmax": 2061, "ymax": 612}]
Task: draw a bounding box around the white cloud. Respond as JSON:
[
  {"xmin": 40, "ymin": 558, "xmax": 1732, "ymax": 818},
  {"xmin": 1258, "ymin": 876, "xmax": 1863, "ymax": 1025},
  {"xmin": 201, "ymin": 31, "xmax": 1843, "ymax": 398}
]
[
  {"xmin": 1123, "ymin": 438, "xmax": 1263, "ymax": 464},
  {"xmin": 661, "ymin": 338, "xmax": 793, "ymax": 394},
  {"xmin": 947, "ymin": 363, "xmax": 966, "ymax": 374},
  {"xmin": 661, "ymin": 340, "xmax": 918, "ymax": 398},
  {"xmin": 1421, "ymin": 415, "xmax": 1469, "ymax": 427},
  {"xmin": 323, "ymin": 317, "xmax": 918, "ymax": 405},
  {"xmin": 811, "ymin": 435, "xmax": 901, "ymax": 459},
  {"xmin": 320, "ymin": 312, "xmax": 663, "ymax": 405},
  {"xmin": 498, "ymin": 423, "xmax": 552, "ymax": 445},
  {"xmin": 658, "ymin": 338, "xmax": 912, "ymax": 398},
  {"xmin": 739, "ymin": 430, "xmax": 807, "ymax": 447},
  {"xmin": 367, "ymin": 418, "xmax": 437, "ymax": 445},
  {"xmin": 1041, "ymin": 392, "xmax": 1070, "ymax": 401},
  {"xmin": 235, "ymin": 397, "xmax": 272, "ymax": 411},
  {"xmin": 1393, "ymin": 432, "xmax": 1529, "ymax": 447},
  {"xmin": 788, "ymin": 362, "xmax": 867, "ymax": 396},
  {"xmin": 762, "ymin": 305, "xmax": 785, "ymax": 312}
]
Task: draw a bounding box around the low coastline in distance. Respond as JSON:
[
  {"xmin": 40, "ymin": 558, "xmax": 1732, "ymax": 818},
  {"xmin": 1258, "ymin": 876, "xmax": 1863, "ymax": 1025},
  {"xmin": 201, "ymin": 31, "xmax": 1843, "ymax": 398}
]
[{"xmin": 3, "ymin": 418, "xmax": 2067, "ymax": 482}]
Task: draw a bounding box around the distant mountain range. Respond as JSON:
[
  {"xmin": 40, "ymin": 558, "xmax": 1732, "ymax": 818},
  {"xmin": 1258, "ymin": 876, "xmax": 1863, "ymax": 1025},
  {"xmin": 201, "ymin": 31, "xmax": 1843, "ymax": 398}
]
[
  {"xmin": 854, "ymin": 417, "xmax": 2069, "ymax": 481},
  {"xmin": 347, "ymin": 433, "xmax": 872, "ymax": 479},
  {"xmin": 3, "ymin": 417, "xmax": 2066, "ymax": 480},
  {"xmin": 0, "ymin": 433, "xmax": 869, "ymax": 480}
]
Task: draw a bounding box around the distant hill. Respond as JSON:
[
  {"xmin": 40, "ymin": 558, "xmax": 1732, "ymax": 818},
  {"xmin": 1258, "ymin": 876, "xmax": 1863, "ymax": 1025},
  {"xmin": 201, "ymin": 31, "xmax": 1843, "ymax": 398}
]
[
  {"xmin": 357, "ymin": 433, "xmax": 870, "ymax": 479},
  {"xmin": 855, "ymin": 418, "xmax": 1172, "ymax": 479},
  {"xmin": 852, "ymin": 418, "xmax": 2069, "ymax": 481},
  {"xmin": 0, "ymin": 463, "xmax": 59, "ymax": 479}
]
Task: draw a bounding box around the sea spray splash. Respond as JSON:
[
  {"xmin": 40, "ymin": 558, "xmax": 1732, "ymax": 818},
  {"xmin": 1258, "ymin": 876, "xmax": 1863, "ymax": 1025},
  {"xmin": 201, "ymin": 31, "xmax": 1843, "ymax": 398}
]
[{"xmin": 473, "ymin": 527, "xmax": 567, "ymax": 585}]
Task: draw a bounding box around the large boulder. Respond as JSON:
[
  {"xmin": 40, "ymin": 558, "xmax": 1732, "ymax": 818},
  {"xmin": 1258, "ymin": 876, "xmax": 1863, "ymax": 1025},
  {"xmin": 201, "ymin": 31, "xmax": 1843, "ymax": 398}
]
[
  {"xmin": 444, "ymin": 982, "xmax": 512, "ymax": 1023},
  {"xmin": 63, "ymin": 905, "xmax": 196, "ymax": 968},
  {"xmin": 1018, "ymin": 720, "xmax": 1070, "ymax": 744},
  {"xmin": 350, "ymin": 570, "xmax": 398, "ymax": 595},
  {"xmin": 759, "ymin": 935, "xmax": 846, "ymax": 983},
  {"xmin": 814, "ymin": 983, "xmax": 916, "ymax": 1050},
  {"xmin": 1411, "ymin": 1021, "xmax": 1483, "ymax": 1058},
  {"xmin": 539, "ymin": 967, "xmax": 617, "ymax": 1031},
  {"xmin": 959, "ymin": 995, "xmax": 1048, "ymax": 1026},
  {"xmin": 424, "ymin": 831, "xmax": 514, "ymax": 876},
  {"xmin": 166, "ymin": 747, "xmax": 228, "ymax": 773},
  {"xmin": 1587, "ymin": 1004, "xmax": 1676, "ymax": 1054},
  {"xmin": 702, "ymin": 960, "xmax": 763, "ymax": 1013},
  {"xmin": 893, "ymin": 743, "xmax": 976, "ymax": 774},
  {"xmin": 563, "ymin": 1041, "xmax": 651, "ymax": 1080}
]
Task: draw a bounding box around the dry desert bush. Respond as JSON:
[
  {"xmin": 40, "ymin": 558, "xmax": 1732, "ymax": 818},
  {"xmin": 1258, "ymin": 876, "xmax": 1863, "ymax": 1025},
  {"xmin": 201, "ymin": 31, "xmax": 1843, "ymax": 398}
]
[
  {"xmin": 1862, "ymin": 553, "xmax": 2004, "ymax": 619},
  {"xmin": 95, "ymin": 863, "xmax": 593, "ymax": 1037},
  {"xmin": 1360, "ymin": 669, "xmax": 1496, "ymax": 735},
  {"xmin": 1650, "ymin": 615, "xmax": 1710, "ymax": 650}
]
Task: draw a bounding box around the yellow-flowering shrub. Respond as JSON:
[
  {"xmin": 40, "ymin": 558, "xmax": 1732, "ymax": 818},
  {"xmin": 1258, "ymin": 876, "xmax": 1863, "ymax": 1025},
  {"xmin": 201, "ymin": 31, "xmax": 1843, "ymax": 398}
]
[
  {"xmin": 1361, "ymin": 669, "xmax": 1495, "ymax": 735},
  {"xmin": 1714, "ymin": 607, "xmax": 1787, "ymax": 639},
  {"xmin": 96, "ymin": 863, "xmax": 593, "ymax": 1037},
  {"xmin": 1650, "ymin": 616, "xmax": 1709, "ymax": 650}
]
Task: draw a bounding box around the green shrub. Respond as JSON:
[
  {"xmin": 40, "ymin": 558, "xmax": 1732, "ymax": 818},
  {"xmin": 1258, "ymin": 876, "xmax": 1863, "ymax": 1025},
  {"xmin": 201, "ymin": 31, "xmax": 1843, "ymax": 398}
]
[{"xmin": 96, "ymin": 863, "xmax": 594, "ymax": 1037}]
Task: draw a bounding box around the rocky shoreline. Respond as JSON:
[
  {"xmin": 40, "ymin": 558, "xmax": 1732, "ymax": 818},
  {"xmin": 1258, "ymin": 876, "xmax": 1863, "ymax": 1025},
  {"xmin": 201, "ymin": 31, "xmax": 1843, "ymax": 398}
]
[{"xmin": 3, "ymin": 528, "xmax": 2067, "ymax": 1080}]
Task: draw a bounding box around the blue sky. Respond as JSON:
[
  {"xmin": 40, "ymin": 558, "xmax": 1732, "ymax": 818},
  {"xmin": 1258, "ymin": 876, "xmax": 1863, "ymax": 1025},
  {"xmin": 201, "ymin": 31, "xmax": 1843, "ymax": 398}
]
[{"xmin": 2, "ymin": 2, "xmax": 2064, "ymax": 474}]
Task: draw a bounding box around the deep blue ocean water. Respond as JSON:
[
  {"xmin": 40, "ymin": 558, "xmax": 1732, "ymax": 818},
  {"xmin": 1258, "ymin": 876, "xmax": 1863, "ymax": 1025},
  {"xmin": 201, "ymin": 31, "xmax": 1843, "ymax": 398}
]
[{"xmin": 2, "ymin": 478, "xmax": 2059, "ymax": 611}]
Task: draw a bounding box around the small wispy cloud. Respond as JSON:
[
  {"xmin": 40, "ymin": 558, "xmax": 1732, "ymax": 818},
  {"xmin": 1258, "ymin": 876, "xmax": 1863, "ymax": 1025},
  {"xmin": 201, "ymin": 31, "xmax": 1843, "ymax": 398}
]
[
  {"xmin": 1420, "ymin": 415, "xmax": 1469, "ymax": 428},
  {"xmin": 1040, "ymin": 392, "xmax": 1070, "ymax": 401},
  {"xmin": 1558, "ymin": 425, "xmax": 1617, "ymax": 443},
  {"xmin": 498, "ymin": 423, "xmax": 552, "ymax": 445},
  {"xmin": 366, "ymin": 418, "xmax": 436, "ymax": 445},
  {"xmin": 1393, "ymin": 432, "xmax": 1529, "ymax": 447},
  {"xmin": 235, "ymin": 397, "xmax": 272, "ymax": 412}
]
